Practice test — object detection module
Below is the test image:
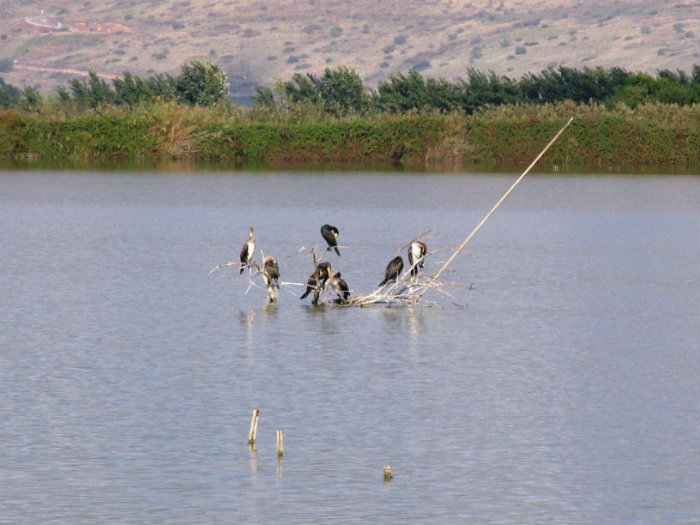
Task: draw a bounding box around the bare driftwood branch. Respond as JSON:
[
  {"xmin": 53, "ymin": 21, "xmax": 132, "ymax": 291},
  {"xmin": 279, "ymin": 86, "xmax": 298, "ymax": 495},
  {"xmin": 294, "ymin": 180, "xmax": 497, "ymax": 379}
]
[
  {"xmin": 348, "ymin": 267, "xmax": 465, "ymax": 307},
  {"xmin": 208, "ymin": 260, "xmax": 244, "ymax": 276}
]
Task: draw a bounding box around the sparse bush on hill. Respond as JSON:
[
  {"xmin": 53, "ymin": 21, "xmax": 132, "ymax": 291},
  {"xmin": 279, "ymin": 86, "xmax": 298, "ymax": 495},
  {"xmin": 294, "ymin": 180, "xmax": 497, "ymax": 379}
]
[
  {"xmin": 412, "ymin": 60, "xmax": 432, "ymax": 72},
  {"xmin": 0, "ymin": 58, "xmax": 14, "ymax": 73}
]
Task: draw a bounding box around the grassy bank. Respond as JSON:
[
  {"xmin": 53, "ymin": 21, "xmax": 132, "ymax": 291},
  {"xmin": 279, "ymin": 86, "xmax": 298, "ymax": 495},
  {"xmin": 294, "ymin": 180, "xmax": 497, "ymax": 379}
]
[{"xmin": 1, "ymin": 101, "xmax": 698, "ymax": 168}]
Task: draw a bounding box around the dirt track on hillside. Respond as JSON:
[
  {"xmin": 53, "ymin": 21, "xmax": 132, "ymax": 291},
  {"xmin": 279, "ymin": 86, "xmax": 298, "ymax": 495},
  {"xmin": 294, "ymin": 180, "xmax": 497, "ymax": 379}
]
[{"xmin": 14, "ymin": 64, "xmax": 118, "ymax": 80}]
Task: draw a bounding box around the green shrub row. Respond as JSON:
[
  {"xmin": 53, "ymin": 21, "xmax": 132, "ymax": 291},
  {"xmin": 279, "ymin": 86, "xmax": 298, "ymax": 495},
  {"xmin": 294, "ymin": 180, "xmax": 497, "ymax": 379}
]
[{"xmin": 1, "ymin": 101, "xmax": 697, "ymax": 167}]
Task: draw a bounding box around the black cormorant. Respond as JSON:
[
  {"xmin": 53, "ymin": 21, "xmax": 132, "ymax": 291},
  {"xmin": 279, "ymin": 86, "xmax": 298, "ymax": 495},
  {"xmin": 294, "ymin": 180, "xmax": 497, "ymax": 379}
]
[
  {"xmin": 300, "ymin": 261, "xmax": 332, "ymax": 302},
  {"xmin": 328, "ymin": 271, "xmax": 350, "ymax": 304},
  {"xmin": 239, "ymin": 227, "xmax": 255, "ymax": 274},
  {"xmin": 408, "ymin": 240, "xmax": 427, "ymax": 276},
  {"xmin": 321, "ymin": 224, "xmax": 341, "ymax": 256},
  {"xmin": 379, "ymin": 256, "xmax": 404, "ymax": 286}
]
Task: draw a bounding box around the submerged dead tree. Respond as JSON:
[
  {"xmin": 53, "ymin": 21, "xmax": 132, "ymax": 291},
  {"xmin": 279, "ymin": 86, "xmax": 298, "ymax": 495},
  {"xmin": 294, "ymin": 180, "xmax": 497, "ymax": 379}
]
[{"xmin": 349, "ymin": 117, "xmax": 574, "ymax": 307}]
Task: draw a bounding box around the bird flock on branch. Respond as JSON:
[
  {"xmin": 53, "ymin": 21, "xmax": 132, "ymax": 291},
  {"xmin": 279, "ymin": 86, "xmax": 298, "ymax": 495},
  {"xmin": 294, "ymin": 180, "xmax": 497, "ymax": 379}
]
[{"xmin": 210, "ymin": 223, "xmax": 445, "ymax": 307}]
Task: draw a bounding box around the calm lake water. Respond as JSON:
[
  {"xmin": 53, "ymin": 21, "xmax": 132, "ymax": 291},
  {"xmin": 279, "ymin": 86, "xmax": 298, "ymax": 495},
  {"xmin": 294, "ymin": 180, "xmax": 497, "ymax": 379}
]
[{"xmin": 1, "ymin": 169, "xmax": 698, "ymax": 524}]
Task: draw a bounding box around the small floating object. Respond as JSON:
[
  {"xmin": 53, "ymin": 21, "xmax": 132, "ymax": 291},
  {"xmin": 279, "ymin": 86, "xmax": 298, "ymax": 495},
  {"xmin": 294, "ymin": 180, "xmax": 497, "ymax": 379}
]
[{"xmin": 383, "ymin": 465, "xmax": 393, "ymax": 481}]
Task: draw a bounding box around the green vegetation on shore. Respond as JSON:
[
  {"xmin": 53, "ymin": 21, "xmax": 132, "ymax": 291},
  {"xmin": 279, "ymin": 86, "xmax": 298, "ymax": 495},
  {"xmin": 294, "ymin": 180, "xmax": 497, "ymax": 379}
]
[
  {"xmin": 1, "ymin": 63, "xmax": 698, "ymax": 168},
  {"xmin": 2, "ymin": 100, "xmax": 697, "ymax": 167}
]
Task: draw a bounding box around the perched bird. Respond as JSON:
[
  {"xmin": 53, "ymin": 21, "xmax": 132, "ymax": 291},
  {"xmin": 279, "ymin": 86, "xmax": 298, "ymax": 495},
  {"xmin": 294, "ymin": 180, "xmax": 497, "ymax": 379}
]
[
  {"xmin": 407, "ymin": 240, "xmax": 427, "ymax": 276},
  {"xmin": 239, "ymin": 227, "xmax": 255, "ymax": 274},
  {"xmin": 379, "ymin": 255, "xmax": 404, "ymax": 286},
  {"xmin": 262, "ymin": 256, "xmax": 280, "ymax": 303},
  {"xmin": 300, "ymin": 262, "xmax": 332, "ymax": 303},
  {"xmin": 262, "ymin": 256, "xmax": 280, "ymax": 288},
  {"xmin": 328, "ymin": 271, "xmax": 350, "ymax": 304},
  {"xmin": 321, "ymin": 224, "xmax": 341, "ymax": 256}
]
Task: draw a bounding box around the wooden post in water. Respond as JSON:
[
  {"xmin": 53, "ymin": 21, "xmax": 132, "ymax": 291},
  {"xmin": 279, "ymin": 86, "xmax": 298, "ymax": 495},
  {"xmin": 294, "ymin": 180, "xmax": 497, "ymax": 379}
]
[
  {"xmin": 276, "ymin": 429, "xmax": 284, "ymax": 458},
  {"xmin": 383, "ymin": 465, "xmax": 393, "ymax": 481},
  {"xmin": 247, "ymin": 409, "xmax": 260, "ymax": 445},
  {"xmin": 248, "ymin": 442, "xmax": 258, "ymax": 473}
]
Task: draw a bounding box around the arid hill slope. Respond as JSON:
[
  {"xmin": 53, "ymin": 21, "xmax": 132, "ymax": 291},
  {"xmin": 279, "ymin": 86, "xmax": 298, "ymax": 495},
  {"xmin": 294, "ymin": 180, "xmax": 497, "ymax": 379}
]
[{"xmin": 1, "ymin": 0, "xmax": 698, "ymax": 102}]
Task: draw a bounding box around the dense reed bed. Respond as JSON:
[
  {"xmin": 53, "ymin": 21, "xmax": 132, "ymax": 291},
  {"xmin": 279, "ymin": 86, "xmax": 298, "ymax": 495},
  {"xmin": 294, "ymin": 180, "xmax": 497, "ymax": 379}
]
[{"xmin": 1, "ymin": 101, "xmax": 698, "ymax": 168}]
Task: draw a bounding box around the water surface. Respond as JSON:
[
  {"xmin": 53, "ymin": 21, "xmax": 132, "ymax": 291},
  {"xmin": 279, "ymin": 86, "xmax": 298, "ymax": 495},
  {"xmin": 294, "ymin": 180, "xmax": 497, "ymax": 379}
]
[{"xmin": 1, "ymin": 170, "xmax": 698, "ymax": 524}]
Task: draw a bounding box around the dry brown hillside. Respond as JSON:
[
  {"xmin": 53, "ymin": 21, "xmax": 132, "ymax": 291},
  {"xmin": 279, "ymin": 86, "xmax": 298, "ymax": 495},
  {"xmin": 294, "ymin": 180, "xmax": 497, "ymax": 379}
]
[{"xmin": 1, "ymin": 0, "xmax": 698, "ymax": 103}]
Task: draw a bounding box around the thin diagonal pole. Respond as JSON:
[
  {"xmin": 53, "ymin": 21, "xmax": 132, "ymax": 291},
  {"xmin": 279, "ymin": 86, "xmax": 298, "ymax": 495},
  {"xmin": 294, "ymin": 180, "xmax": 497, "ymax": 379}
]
[{"xmin": 419, "ymin": 117, "xmax": 574, "ymax": 298}]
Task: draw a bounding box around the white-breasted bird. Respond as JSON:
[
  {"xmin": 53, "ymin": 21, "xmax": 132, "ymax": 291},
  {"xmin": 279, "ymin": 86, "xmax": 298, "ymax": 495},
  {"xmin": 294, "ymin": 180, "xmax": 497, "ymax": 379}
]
[
  {"xmin": 328, "ymin": 271, "xmax": 350, "ymax": 304},
  {"xmin": 408, "ymin": 240, "xmax": 427, "ymax": 276},
  {"xmin": 239, "ymin": 227, "xmax": 255, "ymax": 274}
]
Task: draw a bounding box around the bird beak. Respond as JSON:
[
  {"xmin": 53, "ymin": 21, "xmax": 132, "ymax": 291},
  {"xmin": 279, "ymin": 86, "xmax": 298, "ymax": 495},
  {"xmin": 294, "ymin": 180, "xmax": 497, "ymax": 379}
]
[{"xmin": 334, "ymin": 232, "xmax": 338, "ymax": 239}]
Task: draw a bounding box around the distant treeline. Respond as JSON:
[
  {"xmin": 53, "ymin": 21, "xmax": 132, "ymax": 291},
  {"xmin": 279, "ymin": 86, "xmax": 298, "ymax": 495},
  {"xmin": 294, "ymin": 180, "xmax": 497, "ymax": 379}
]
[
  {"xmin": 1, "ymin": 62, "xmax": 699, "ymax": 115},
  {"xmin": 255, "ymin": 64, "xmax": 700, "ymax": 115},
  {"xmin": 1, "ymin": 62, "xmax": 699, "ymax": 168},
  {"xmin": 0, "ymin": 61, "xmax": 230, "ymax": 111}
]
